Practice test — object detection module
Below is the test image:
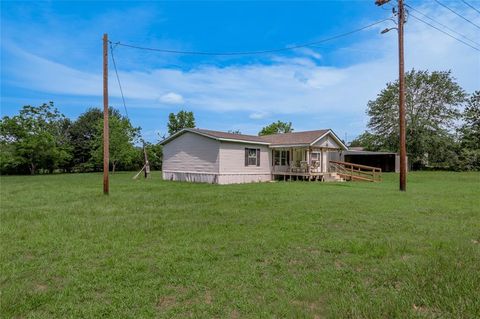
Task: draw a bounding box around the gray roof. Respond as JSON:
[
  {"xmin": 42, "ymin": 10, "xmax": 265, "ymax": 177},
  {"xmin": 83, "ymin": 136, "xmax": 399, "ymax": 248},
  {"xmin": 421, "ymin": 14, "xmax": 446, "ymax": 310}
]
[
  {"xmin": 344, "ymin": 150, "xmax": 397, "ymax": 155},
  {"xmin": 160, "ymin": 128, "xmax": 347, "ymax": 150},
  {"xmin": 260, "ymin": 129, "xmax": 329, "ymax": 146}
]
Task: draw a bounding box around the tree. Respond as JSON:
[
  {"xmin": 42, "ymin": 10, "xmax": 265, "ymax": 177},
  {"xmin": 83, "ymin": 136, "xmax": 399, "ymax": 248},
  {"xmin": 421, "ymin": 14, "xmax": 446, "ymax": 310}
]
[
  {"xmin": 258, "ymin": 121, "xmax": 293, "ymax": 136},
  {"xmin": 228, "ymin": 129, "xmax": 242, "ymax": 134},
  {"xmin": 366, "ymin": 69, "xmax": 466, "ymax": 169},
  {"xmin": 349, "ymin": 131, "xmax": 383, "ymax": 150},
  {"xmin": 457, "ymin": 91, "xmax": 480, "ymax": 170},
  {"xmin": 0, "ymin": 102, "xmax": 73, "ymax": 174},
  {"xmin": 167, "ymin": 110, "xmax": 195, "ymax": 135},
  {"xmin": 91, "ymin": 110, "xmax": 140, "ymax": 173},
  {"xmin": 144, "ymin": 142, "xmax": 163, "ymax": 170},
  {"xmin": 69, "ymin": 108, "xmax": 103, "ymax": 171}
]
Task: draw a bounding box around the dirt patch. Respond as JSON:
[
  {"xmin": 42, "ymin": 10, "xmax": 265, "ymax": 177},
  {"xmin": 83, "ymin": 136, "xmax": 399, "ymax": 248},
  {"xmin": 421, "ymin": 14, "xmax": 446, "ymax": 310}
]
[
  {"xmin": 156, "ymin": 295, "xmax": 177, "ymax": 310},
  {"xmin": 34, "ymin": 284, "xmax": 48, "ymax": 292},
  {"xmin": 230, "ymin": 309, "xmax": 240, "ymax": 319}
]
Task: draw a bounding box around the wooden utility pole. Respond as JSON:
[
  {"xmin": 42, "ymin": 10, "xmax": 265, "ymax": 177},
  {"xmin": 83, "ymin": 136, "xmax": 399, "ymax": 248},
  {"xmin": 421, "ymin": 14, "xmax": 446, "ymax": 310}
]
[
  {"xmin": 103, "ymin": 33, "xmax": 110, "ymax": 194},
  {"xmin": 376, "ymin": 0, "xmax": 407, "ymax": 191},
  {"xmin": 397, "ymin": 0, "xmax": 407, "ymax": 191},
  {"xmin": 143, "ymin": 143, "xmax": 150, "ymax": 179}
]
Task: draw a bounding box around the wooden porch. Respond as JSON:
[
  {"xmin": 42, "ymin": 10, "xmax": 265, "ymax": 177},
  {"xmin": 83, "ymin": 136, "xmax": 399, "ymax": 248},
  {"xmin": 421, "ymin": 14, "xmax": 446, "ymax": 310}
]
[{"xmin": 272, "ymin": 160, "xmax": 382, "ymax": 182}]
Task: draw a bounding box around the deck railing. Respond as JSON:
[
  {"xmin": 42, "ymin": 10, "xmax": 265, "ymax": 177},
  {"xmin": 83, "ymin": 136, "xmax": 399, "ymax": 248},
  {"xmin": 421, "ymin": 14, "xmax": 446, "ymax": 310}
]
[{"xmin": 329, "ymin": 160, "xmax": 382, "ymax": 182}]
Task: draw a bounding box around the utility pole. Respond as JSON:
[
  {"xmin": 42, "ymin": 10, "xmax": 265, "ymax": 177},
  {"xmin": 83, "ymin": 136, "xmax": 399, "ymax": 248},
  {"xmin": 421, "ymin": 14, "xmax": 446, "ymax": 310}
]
[
  {"xmin": 376, "ymin": 0, "xmax": 407, "ymax": 191},
  {"xmin": 397, "ymin": 0, "xmax": 407, "ymax": 191},
  {"xmin": 103, "ymin": 33, "xmax": 110, "ymax": 194},
  {"xmin": 143, "ymin": 142, "xmax": 150, "ymax": 179}
]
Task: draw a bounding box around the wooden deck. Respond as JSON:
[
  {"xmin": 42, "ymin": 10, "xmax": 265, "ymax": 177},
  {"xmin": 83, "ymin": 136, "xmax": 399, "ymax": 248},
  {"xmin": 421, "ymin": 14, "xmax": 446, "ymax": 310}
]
[{"xmin": 272, "ymin": 171, "xmax": 329, "ymax": 181}]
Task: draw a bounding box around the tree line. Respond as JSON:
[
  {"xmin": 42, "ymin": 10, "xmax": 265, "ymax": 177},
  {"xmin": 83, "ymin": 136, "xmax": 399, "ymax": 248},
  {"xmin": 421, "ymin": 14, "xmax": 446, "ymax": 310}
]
[
  {"xmin": 0, "ymin": 103, "xmax": 162, "ymax": 175},
  {"xmin": 1, "ymin": 69, "xmax": 478, "ymax": 174},
  {"xmin": 350, "ymin": 70, "xmax": 479, "ymax": 171}
]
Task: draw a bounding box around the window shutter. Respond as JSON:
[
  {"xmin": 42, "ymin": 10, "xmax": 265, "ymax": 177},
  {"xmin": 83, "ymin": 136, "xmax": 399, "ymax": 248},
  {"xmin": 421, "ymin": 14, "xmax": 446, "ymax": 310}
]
[
  {"xmin": 245, "ymin": 148, "xmax": 248, "ymax": 166},
  {"xmin": 257, "ymin": 149, "xmax": 261, "ymax": 166}
]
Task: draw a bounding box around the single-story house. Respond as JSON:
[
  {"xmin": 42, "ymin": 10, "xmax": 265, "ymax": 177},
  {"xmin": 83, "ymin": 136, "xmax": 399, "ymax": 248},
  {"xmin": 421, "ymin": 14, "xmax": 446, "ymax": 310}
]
[{"xmin": 160, "ymin": 128, "xmax": 350, "ymax": 184}]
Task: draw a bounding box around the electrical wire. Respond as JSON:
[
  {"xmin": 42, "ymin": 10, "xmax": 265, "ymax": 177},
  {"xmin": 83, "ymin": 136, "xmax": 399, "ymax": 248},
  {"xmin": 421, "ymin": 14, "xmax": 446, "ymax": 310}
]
[
  {"xmin": 405, "ymin": 3, "xmax": 480, "ymax": 46},
  {"xmin": 109, "ymin": 43, "xmax": 129, "ymax": 119},
  {"xmin": 110, "ymin": 18, "xmax": 391, "ymax": 56},
  {"xmin": 434, "ymin": 0, "xmax": 480, "ymax": 30},
  {"xmin": 409, "ymin": 12, "xmax": 480, "ymax": 51},
  {"xmin": 461, "ymin": 0, "xmax": 480, "ymax": 15}
]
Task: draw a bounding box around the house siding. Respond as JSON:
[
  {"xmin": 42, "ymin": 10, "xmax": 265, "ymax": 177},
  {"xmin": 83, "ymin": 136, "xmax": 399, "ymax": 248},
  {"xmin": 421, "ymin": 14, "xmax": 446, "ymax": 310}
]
[
  {"xmin": 162, "ymin": 132, "xmax": 220, "ymax": 175},
  {"xmin": 217, "ymin": 141, "xmax": 272, "ymax": 184},
  {"xmin": 312, "ymin": 135, "xmax": 341, "ymax": 149}
]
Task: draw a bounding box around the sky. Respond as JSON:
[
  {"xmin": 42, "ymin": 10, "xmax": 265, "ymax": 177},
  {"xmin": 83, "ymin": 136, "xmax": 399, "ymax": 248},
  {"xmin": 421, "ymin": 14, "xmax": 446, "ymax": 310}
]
[{"xmin": 1, "ymin": 0, "xmax": 479, "ymax": 143}]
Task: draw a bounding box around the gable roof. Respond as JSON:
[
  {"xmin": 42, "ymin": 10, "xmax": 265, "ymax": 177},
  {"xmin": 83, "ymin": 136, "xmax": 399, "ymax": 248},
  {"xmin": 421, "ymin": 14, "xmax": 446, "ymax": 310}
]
[
  {"xmin": 160, "ymin": 128, "xmax": 348, "ymax": 150},
  {"xmin": 260, "ymin": 129, "xmax": 329, "ymax": 146},
  {"xmin": 160, "ymin": 128, "xmax": 270, "ymax": 145}
]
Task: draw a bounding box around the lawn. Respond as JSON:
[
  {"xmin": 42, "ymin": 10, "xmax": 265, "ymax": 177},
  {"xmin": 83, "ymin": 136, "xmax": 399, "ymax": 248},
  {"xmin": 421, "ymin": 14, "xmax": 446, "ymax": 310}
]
[{"xmin": 1, "ymin": 171, "xmax": 479, "ymax": 318}]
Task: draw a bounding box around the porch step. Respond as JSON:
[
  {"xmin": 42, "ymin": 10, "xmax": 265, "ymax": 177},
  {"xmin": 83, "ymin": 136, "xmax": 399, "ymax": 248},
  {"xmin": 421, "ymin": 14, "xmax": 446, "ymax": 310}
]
[{"xmin": 323, "ymin": 173, "xmax": 345, "ymax": 182}]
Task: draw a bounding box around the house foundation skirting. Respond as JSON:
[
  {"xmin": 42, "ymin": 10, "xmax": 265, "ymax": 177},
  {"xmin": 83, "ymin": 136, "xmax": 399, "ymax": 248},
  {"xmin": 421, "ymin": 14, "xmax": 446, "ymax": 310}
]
[{"xmin": 162, "ymin": 171, "xmax": 272, "ymax": 184}]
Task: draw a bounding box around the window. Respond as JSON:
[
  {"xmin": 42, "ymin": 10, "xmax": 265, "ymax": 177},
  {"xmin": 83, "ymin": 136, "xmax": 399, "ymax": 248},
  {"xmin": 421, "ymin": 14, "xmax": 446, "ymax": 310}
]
[
  {"xmin": 245, "ymin": 148, "xmax": 260, "ymax": 166},
  {"xmin": 273, "ymin": 150, "xmax": 290, "ymax": 166}
]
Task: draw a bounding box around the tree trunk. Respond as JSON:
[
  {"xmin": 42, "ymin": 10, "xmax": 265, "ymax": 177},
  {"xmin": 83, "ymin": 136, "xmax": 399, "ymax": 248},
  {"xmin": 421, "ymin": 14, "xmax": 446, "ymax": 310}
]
[
  {"xmin": 30, "ymin": 163, "xmax": 36, "ymax": 175},
  {"xmin": 112, "ymin": 162, "xmax": 116, "ymax": 174}
]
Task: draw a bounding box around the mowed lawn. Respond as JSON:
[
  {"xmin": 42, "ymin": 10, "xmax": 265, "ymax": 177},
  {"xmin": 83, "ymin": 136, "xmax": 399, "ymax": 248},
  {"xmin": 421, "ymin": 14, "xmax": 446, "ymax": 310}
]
[{"xmin": 1, "ymin": 172, "xmax": 479, "ymax": 318}]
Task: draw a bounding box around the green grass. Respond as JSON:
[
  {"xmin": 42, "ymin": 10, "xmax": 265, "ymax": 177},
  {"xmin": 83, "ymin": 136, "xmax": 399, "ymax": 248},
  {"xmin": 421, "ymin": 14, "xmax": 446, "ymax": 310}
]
[{"xmin": 1, "ymin": 172, "xmax": 479, "ymax": 318}]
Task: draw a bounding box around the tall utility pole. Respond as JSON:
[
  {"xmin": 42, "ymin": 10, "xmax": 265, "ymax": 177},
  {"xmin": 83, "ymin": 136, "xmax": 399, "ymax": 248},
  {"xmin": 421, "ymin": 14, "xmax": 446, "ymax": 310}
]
[
  {"xmin": 103, "ymin": 33, "xmax": 110, "ymax": 194},
  {"xmin": 397, "ymin": 0, "xmax": 407, "ymax": 191},
  {"xmin": 376, "ymin": 0, "xmax": 407, "ymax": 191}
]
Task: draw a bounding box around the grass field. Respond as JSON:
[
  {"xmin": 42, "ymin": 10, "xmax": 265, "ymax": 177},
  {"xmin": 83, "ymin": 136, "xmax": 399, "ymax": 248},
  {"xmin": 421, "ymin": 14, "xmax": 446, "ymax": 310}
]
[{"xmin": 1, "ymin": 172, "xmax": 479, "ymax": 318}]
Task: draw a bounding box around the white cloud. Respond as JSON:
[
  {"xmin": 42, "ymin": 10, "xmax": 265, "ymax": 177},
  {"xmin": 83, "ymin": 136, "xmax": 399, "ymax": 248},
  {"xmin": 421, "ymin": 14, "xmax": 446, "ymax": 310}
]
[
  {"xmin": 3, "ymin": 2, "xmax": 479, "ymax": 137},
  {"xmin": 249, "ymin": 111, "xmax": 269, "ymax": 120},
  {"xmin": 159, "ymin": 92, "xmax": 184, "ymax": 104}
]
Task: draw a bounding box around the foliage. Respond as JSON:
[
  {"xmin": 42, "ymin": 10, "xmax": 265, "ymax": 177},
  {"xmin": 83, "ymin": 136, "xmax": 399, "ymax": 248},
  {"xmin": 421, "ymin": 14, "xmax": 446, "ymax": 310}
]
[
  {"xmin": 1, "ymin": 172, "xmax": 479, "ymax": 318},
  {"xmin": 0, "ymin": 102, "xmax": 73, "ymax": 174},
  {"xmin": 457, "ymin": 91, "xmax": 480, "ymax": 170},
  {"xmin": 144, "ymin": 142, "xmax": 163, "ymax": 170},
  {"xmin": 365, "ymin": 69, "xmax": 466, "ymax": 169},
  {"xmin": 91, "ymin": 113, "xmax": 140, "ymax": 173},
  {"xmin": 167, "ymin": 110, "xmax": 195, "ymax": 135},
  {"xmin": 258, "ymin": 120, "xmax": 293, "ymax": 136}
]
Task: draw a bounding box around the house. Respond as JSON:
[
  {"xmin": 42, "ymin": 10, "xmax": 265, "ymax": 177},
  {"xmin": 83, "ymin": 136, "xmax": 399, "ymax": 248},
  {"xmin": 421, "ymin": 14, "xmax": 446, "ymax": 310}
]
[{"xmin": 160, "ymin": 128, "xmax": 350, "ymax": 184}]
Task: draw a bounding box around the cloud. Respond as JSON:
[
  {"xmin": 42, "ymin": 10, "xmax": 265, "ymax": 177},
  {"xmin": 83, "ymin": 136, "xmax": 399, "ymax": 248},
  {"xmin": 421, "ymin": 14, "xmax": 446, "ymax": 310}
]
[
  {"xmin": 249, "ymin": 111, "xmax": 269, "ymax": 120},
  {"xmin": 159, "ymin": 92, "xmax": 184, "ymax": 104},
  {"xmin": 2, "ymin": 2, "xmax": 479, "ymax": 138}
]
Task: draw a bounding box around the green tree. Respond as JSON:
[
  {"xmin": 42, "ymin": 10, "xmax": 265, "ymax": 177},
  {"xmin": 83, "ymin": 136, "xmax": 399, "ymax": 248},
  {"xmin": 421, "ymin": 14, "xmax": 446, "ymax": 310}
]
[
  {"xmin": 167, "ymin": 110, "xmax": 195, "ymax": 135},
  {"xmin": 258, "ymin": 121, "xmax": 293, "ymax": 136},
  {"xmin": 69, "ymin": 108, "xmax": 103, "ymax": 171},
  {"xmin": 457, "ymin": 91, "xmax": 480, "ymax": 170},
  {"xmin": 144, "ymin": 142, "xmax": 163, "ymax": 170},
  {"xmin": 0, "ymin": 102, "xmax": 72, "ymax": 174},
  {"xmin": 366, "ymin": 69, "xmax": 466, "ymax": 169},
  {"xmin": 91, "ymin": 110, "xmax": 140, "ymax": 173}
]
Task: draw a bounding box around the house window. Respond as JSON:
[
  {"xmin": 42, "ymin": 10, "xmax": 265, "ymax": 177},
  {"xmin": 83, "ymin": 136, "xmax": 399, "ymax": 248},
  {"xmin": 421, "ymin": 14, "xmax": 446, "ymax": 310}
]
[
  {"xmin": 273, "ymin": 150, "xmax": 290, "ymax": 166},
  {"xmin": 245, "ymin": 148, "xmax": 260, "ymax": 166},
  {"xmin": 311, "ymin": 152, "xmax": 320, "ymax": 161}
]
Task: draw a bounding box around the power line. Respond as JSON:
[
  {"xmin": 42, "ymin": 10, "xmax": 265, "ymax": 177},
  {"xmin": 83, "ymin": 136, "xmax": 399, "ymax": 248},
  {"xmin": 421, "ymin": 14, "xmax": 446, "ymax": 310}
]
[
  {"xmin": 109, "ymin": 43, "xmax": 129, "ymax": 119},
  {"xmin": 405, "ymin": 3, "xmax": 480, "ymax": 46},
  {"xmin": 433, "ymin": 0, "xmax": 480, "ymax": 30},
  {"xmin": 111, "ymin": 18, "xmax": 391, "ymax": 56},
  {"xmin": 461, "ymin": 0, "xmax": 480, "ymax": 15},
  {"xmin": 409, "ymin": 12, "xmax": 480, "ymax": 51}
]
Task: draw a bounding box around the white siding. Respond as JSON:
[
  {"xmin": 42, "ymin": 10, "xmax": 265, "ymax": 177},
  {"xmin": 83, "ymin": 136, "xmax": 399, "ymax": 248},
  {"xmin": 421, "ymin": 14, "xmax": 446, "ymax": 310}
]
[
  {"xmin": 162, "ymin": 132, "xmax": 220, "ymax": 173},
  {"xmin": 312, "ymin": 134, "xmax": 341, "ymax": 149},
  {"xmin": 218, "ymin": 142, "xmax": 271, "ymax": 174}
]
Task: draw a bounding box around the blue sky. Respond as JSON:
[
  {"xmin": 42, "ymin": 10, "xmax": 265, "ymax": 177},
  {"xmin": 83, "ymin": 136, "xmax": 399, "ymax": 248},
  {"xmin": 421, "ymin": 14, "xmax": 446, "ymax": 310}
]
[{"xmin": 1, "ymin": 1, "xmax": 479, "ymax": 142}]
